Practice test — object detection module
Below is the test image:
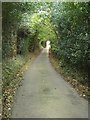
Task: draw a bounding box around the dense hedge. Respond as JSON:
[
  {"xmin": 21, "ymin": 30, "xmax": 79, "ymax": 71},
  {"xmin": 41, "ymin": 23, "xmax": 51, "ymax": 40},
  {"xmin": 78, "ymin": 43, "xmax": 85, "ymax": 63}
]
[
  {"xmin": 51, "ymin": 2, "xmax": 89, "ymax": 84},
  {"xmin": 2, "ymin": 2, "xmax": 38, "ymax": 59}
]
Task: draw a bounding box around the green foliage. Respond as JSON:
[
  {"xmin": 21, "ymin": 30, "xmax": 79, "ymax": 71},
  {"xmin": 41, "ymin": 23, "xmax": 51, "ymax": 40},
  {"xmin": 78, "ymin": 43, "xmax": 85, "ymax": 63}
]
[
  {"xmin": 51, "ymin": 2, "xmax": 89, "ymax": 83},
  {"xmin": 2, "ymin": 2, "xmax": 89, "ymax": 85},
  {"xmin": 2, "ymin": 2, "xmax": 55, "ymax": 59},
  {"xmin": 2, "ymin": 2, "xmax": 36, "ymax": 59},
  {"xmin": 2, "ymin": 55, "xmax": 25, "ymax": 87}
]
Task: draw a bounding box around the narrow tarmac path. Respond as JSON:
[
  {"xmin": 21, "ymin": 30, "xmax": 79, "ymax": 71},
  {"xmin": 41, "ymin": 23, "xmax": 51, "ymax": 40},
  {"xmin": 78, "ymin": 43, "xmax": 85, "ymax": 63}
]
[{"xmin": 11, "ymin": 48, "xmax": 88, "ymax": 118}]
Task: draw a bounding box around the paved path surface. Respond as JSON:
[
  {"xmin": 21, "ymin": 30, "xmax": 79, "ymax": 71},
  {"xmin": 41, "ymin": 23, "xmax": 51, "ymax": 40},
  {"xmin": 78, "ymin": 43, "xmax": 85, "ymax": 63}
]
[{"xmin": 11, "ymin": 48, "xmax": 88, "ymax": 118}]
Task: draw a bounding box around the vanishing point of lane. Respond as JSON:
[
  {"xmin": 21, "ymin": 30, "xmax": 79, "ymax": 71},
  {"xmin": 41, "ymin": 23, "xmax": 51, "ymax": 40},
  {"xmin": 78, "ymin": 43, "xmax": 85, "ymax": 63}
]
[{"xmin": 11, "ymin": 48, "xmax": 88, "ymax": 118}]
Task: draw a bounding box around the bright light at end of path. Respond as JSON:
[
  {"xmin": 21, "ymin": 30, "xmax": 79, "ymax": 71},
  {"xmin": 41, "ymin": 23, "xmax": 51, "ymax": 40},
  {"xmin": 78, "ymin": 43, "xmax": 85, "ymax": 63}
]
[{"xmin": 46, "ymin": 41, "xmax": 51, "ymax": 54}]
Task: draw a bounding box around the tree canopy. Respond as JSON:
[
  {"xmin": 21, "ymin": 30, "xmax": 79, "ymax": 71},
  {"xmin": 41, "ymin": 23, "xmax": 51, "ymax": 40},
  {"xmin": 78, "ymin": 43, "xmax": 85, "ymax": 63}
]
[{"xmin": 2, "ymin": 2, "xmax": 89, "ymax": 82}]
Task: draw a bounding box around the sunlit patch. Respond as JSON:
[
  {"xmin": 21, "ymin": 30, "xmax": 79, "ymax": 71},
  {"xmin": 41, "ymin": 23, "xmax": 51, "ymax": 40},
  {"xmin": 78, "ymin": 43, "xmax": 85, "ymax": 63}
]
[{"xmin": 46, "ymin": 40, "xmax": 51, "ymax": 54}]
